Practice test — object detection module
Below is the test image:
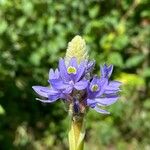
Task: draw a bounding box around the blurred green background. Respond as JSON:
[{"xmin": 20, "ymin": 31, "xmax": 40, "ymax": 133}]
[{"xmin": 0, "ymin": 0, "xmax": 150, "ymax": 150}]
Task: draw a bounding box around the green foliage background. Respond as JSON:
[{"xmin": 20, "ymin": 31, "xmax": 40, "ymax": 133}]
[{"xmin": 0, "ymin": 0, "xmax": 150, "ymax": 149}]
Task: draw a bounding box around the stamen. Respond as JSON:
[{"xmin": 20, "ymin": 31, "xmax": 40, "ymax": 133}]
[
  {"xmin": 91, "ymin": 84, "xmax": 99, "ymax": 92},
  {"xmin": 67, "ymin": 66, "xmax": 77, "ymax": 74}
]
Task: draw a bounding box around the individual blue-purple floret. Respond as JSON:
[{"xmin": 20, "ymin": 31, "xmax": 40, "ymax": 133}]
[
  {"xmin": 49, "ymin": 57, "xmax": 88, "ymax": 93},
  {"xmin": 32, "ymin": 68, "xmax": 66, "ymax": 103},
  {"xmin": 86, "ymin": 64, "xmax": 121, "ymax": 114}
]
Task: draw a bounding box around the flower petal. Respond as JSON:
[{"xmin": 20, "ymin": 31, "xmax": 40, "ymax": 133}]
[
  {"xmin": 48, "ymin": 93, "xmax": 62, "ymax": 101},
  {"xmin": 95, "ymin": 96, "xmax": 119, "ymax": 106},
  {"xmin": 109, "ymin": 81, "xmax": 122, "ymax": 87},
  {"xmin": 75, "ymin": 61, "xmax": 86, "ymax": 82},
  {"xmin": 87, "ymin": 99, "xmax": 97, "ymax": 108},
  {"xmin": 63, "ymin": 85, "xmax": 73, "ymax": 94},
  {"xmin": 68, "ymin": 57, "xmax": 78, "ymax": 68},
  {"xmin": 74, "ymin": 80, "xmax": 88, "ymax": 90},
  {"xmin": 90, "ymin": 77, "xmax": 98, "ymax": 86},
  {"xmin": 100, "ymin": 64, "xmax": 113, "ymax": 78},
  {"xmin": 54, "ymin": 69, "xmax": 60, "ymax": 78},
  {"xmin": 59, "ymin": 58, "xmax": 70, "ymax": 81},
  {"xmin": 50, "ymin": 79, "xmax": 69, "ymax": 90},
  {"xmin": 105, "ymin": 81, "xmax": 122, "ymax": 90},
  {"xmin": 93, "ymin": 106, "xmax": 110, "ymax": 114},
  {"xmin": 107, "ymin": 65, "xmax": 113, "ymax": 77},
  {"xmin": 32, "ymin": 86, "xmax": 51, "ymax": 98},
  {"xmin": 86, "ymin": 60, "xmax": 95, "ymax": 73},
  {"xmin": 104, "ymin": 89, "xmax": 121, "ymax": 94},
  {"xmin": 96, "ymin": 78, "xmax": 108, "ymax": 96},
  {"xmin": 36, "ymin": 98, "xmax": 58, "ymax": 103},
  {"xmin": 49, "ymin": 69, "xmax": 55, "ymax": 79}
]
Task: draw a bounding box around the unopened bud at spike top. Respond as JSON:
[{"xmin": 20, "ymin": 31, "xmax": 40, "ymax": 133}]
[{"xmin": 65, "ymin": 35, "xmax": 89, "ymax": 64}]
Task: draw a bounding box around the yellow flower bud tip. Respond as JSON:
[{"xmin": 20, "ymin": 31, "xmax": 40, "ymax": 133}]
[{"xmin": 65, "ymin": 35, "xmax": 89, "ymax": 64}]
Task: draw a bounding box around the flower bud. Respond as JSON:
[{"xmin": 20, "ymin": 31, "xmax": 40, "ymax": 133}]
[{"xmin": 65, "ymin": 35, "xmax": 89, "ymax": 64}]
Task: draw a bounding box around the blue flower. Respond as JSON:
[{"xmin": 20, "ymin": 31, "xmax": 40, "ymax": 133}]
[
  {"xmin": 32, "ymin": 36, "xmax": 122, "ymax": 116},
  {"xmin": 32, "ymin": 69, "xmax": 66, "ymax": 103},
  {"xmin": 49, "ymin": 57, "xmax": 88, "ymax": 93},
  {"xmin": 86, "ymin": 64, "xmax": 121, "ymax": 114},
  {"xmin": 32, "ymin": 59, "xmax": 122, "ymax": 115}
]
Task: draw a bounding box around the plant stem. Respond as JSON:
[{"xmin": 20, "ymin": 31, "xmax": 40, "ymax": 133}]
[{"xmin": 68, "ymin": 115, "xmax": 85, "ymax": 150}]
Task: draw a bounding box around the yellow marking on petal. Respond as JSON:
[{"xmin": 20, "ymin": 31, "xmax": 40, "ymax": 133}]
[
  {"xmin": 91, "ymin": 84, "xmax": 99, "ymax": 92},
  {"xmin": 65, "ymin": 35, "xmax": 89, "ymax": 64},
  {"xmin": 67, "ymin": 66, "xmax": 77, "ymax": 74}
]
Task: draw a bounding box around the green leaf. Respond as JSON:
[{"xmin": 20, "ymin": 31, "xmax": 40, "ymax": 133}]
[
  {"xmin": 108, "ymin": 52, "xmax": 124, "ymax": 67},
  {"xmin": 0, "ymin": 105, "xmax": 5, "ymax": 115},
  {"xmin": 118, "ymin": 73, "xmax": 145, "ymax": 87},
  {"xmin": 141, "ymin": 68, "xmax": 150, "ymax": 78},
  {"xmin": 22, "ymin": 1, "xmax": 33, "ymax": 16},
  {"xmin": 143, "ymin": 99, "xmax": 150, "ymax": 109},
  {"xmin": 100, "ymin": 33, "xmax": 115, "ymax": 51},
  {"xmin": 89, "ymin": 5, "xmax": 99, "ymax": 18},
  {"xmin": 0, "ymin": 20, "xmax": 7, "ymax": 34},
  {"xmin": 125, "ymin": 55, "xmax": 145, "ymax": 68},
  {"xmin": 141, "ymin": 10, "xmax": 150, "ymax": 17},
  {"xmin": 113, "ymin": 35, "xmax": 129, "ymax": 50}
]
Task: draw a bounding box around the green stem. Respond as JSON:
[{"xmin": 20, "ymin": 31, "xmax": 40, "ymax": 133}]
[{"xmin": 68, "ymin": 115, "xmax": 85, "ymax": 150}]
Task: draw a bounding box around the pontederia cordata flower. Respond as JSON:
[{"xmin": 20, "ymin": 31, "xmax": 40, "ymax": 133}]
[
  {"xmin": 32, "ymin": 60, "xmax": 121, "ymax": 114},
  {"xmin": 32, "ymin": 35, "xmax": 122, "ymax": 150},
  {"xmin": 86, "ymin": 64, "xmax": 121, "ymax": 114}
]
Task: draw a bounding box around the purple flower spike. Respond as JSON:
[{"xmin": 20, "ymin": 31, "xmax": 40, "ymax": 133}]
[{"xmin": 32, "ymin": 56, "xmax": 122, "ymax": 115}]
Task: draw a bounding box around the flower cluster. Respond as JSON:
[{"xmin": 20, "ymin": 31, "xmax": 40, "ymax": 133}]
[{"xmin": 32, "ymin": 57, "xmax": 121, "ymax": 115}]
